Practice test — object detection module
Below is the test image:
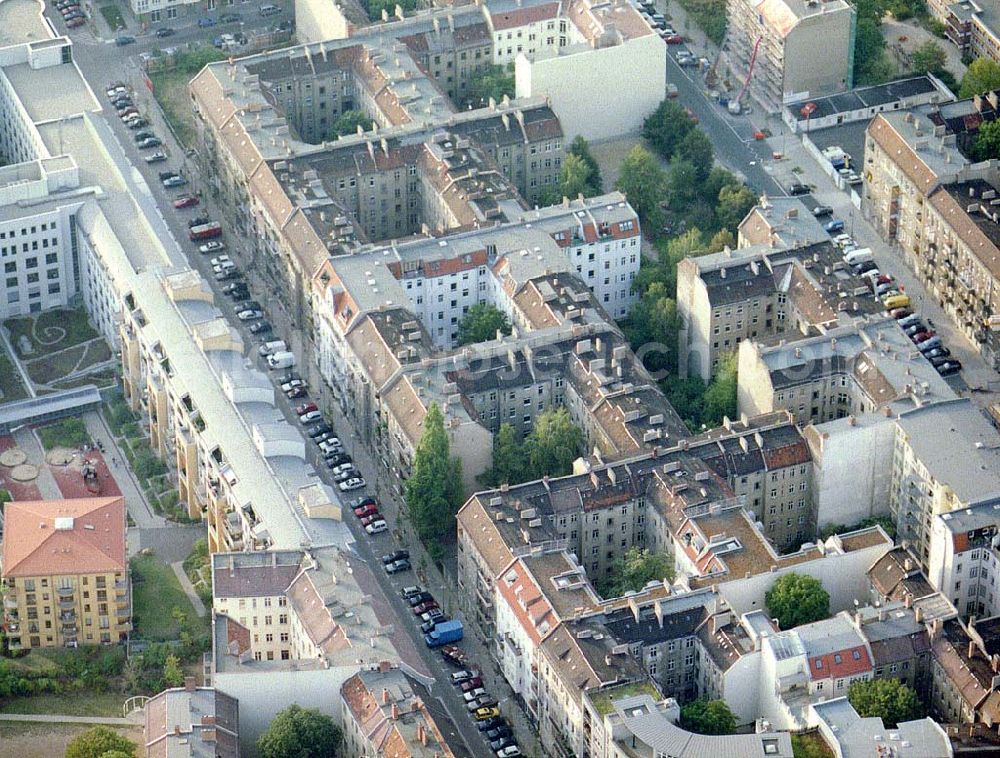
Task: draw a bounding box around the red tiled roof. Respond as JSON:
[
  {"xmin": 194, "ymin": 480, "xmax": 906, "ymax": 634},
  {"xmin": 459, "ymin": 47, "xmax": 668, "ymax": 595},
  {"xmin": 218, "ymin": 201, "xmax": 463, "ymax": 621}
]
[
  {"xmin": 809, "ymin": 645, "xmax": 872, "ymax": 681},
  {"xmin": 496, "ymin": 560, "xmax": 557, "ymax": 645},
  {"xmin": 1, "ymin": 497, "xmax": 126, "ymax": 578},
  {"xmin": 490, "ymin": 2, "xmax": 561, "ymax": 30}
]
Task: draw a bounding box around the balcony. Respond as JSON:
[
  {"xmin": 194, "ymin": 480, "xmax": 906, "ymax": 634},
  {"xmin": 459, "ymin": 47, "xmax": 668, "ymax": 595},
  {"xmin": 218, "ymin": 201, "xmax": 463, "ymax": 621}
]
[
  {"xmin": 4, "ymin": 597, "xmax": 18, "ymax": 610},
  {"xmin": 58, "ymin": 598, "xmax": 76, "ymax": 610},
  {"xmin": 57, "ymin": 586, "xmax": 75, "ymax": 598}
]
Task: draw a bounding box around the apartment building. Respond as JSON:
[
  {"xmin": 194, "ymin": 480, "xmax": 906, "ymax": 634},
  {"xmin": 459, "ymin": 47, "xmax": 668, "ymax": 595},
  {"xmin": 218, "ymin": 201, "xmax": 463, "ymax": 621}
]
[
  {"xmin": 677, "ymin": 237, "xmax": 884, "ymax": 382},
  {"xmin": 889, "ymin": 398, "xmax": 1000, "ymax": 575},
  {"xmin": 724, "ymin": 0, "xmax": 856, "ymax": 113},
  {"xmin": 340, "ymin": 665, "xmax": 455, "ymax": 758},
  {"xmin": 143, "ymin": 682, "xmax": 240, "ymax": 758},
  {"xmin": 863, "ymin": 96, "xmax": 1000, "ymax": 365},
  {"xmin": 930, "ymin": 0, "xmax": 1000, "ymax": 64},
  {"xmin": 926, "ymin": 496, "xmax": 1000, "ymax": 620},
  {"xmin": 1, "ymin": 497, "xmax": 130, "ymax": 650},
  {"xmin": 810, "ymin": 697, "xmax": 953, "ymax": 758},
  {"xmin": 929, "ymin": 617, "xmax": 1000, "ymax": 725},
  {"xmin": 312, "ymin": 220, "xmax": 668, "ymax": 492},
  {"xmin": 485, "ymin": 1, "xmax": 567, "ymax": 66},
  {"xmin": 737, "ymin": 317, "xmax": 955, "ymax": 426}
]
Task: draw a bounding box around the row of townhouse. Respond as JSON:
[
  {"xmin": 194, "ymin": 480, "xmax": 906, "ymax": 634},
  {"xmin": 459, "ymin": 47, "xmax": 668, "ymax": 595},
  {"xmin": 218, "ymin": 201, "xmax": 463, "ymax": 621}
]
[
  {"xmin": 678, "ymin": 198, "xmax": 887, "ymax": 383},
  {"xmin": 863, "ymin": 92, "xmax": 1000, "ymax": 366},
  {"xmin": 310, "ymin": 207, "xmax": 677, "ymax": 493}
]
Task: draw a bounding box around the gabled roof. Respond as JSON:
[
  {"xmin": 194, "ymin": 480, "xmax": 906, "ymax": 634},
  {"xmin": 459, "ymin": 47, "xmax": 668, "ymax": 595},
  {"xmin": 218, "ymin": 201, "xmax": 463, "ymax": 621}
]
[{"xmin": 1, "ymin": 497, "xmax": 126, "ymax": 577}]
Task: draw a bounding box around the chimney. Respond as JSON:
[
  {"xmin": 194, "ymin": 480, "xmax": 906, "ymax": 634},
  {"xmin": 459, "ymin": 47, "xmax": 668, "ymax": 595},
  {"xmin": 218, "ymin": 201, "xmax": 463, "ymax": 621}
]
[
  {"xmin": 184, "ymin": 676, "xmax": 196, "ymax": 692},
  {"xmin": 969, "ymin": 640, "xmax": 977, "ymax": 661},
  {"xmin": 992, "ymin": 654, "xmax": 1000, "ymax": 673},
  {"xmin": 903, "ymin": 594, "xmax": 912, "ymax": 609},
  {"xmin": 174, "ymin": 725, "xmax": 182, "ymax": 736},
  {"xmin": 904, "ymin": 557, "xmax": 912, "ymax": 572},
  {"xmin": 392, "ymin": 702, "xmax": 400, "ymax": 719},
  {"xmin": 418, "ymin": 722, "xmax": 428, "ymax": 746},
  {"xmin": 382, "ymin": 688, "xmax": 391, "ymax": 705},
  {"xmin": 915, "ymin": 606, "xmax": 924, "ymax": 623}
]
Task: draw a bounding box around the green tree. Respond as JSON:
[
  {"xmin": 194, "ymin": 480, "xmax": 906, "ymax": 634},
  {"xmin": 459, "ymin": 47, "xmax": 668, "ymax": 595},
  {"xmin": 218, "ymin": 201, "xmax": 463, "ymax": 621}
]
[
  {"xmin": 661, "ymin": 375, "xmax": 708, "ymax": 431},
  {"xmin": 568, "ymin": 135, "xmax": 603, "ymax": 194},
  {"xmin": 365, "ymin": 0, "xmax": 416, "ymax": 20},
  {"xmin": 643, "ymin": 99, "xmax": 695, "ymax": 159},
  {"xmin": 765, "ymin": 573, "xmax": 830, "ymax": 629},
  {"xmin": 663, "ymin": 228, "xmax": 706, "ymax": 265},
  {"xmin": 975, "ymin": 119, "xmax": 1000, "ymax": 161},
  {"xmin": 708, "ymin": 229, "xmax": 736, "ymax": 253},
  {"xmin": 848, "ymin": 679, "xmax": 924, "ymax": 727},
  {"xmin": 483, "ymin": 423, "xmax": 523, "ymax": 487},
  {"xmin": 960, "ymin": 57, "xmax": 1000, "ymax": 97},
  {"xmin": 559, "ymin": 153, "xmax": 596, "ymax": 199},
  {"xmin": 456, "ymin": 303, "xmax": 511, "ymax": 345},
  {"xmin": 667, "ymin": 159, "xmax": 701, "ymax": 208},
  {"xmin": 676, "ymin": 129, "xmax": 714, "ymax": 181},
  {"xmin": 257, "ymin": 704, "xmax": 342, "ymax": 758},
  {"xmin": 99, "ymin": 752, "xmax": 135, "ymax": 758},
  {"xmin": 405, "ymin": 403, "xmax": 463, "ymax": 560},
  {"xmin": 702, "ymin": 351, "xmax": 738, "ymax": 426},
  {"xmin": 328, "ymin": 109, "xmax": 374, "ymax": 139},
  {"xmin": 680, "ymin": 698, "xmax": 737, "ymax": 735},
  {"xmin": 624, "ymin": 281, "xmax": 681, "ymax": 375},
  {"xmin": 854, "ymin": 18, "xmax": 889, "ymax": 84},
  {"xmin": 615, "ymin": 145, "xmax": 666, "ymax": 233},
  {"xmin": 716, "ymin": 182, "xmax": 758, "ymax": 232},
  {"xmin": 526, "ymin": 407, "xmax": 584, "ymax": 478},
  {"xmin": 600, "ymin": 547, "xmax": 675, "ymax": 596},
  {"xmin": 65, "ymin": 726, "xmax": 136, "ymax": 758},
  {"xmin": 910, "ymin": 40, "xmax": 947, "ymax": 75},
  {"xmin": 163, "ymin": 653, "xmax": 184, "ymax": 688},
  {"xmin": 465, "ymin": 65, "xmax": 515, "ymax": 107}
]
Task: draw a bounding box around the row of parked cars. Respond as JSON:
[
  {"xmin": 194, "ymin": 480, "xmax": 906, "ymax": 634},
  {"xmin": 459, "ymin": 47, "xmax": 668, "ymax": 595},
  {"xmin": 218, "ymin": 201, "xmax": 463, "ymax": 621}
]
[
  {"xmin": 833, "ymin": 236, "xmax": 962, "ymax": 377},
  {"xmin": 449, "ymin": 663, "xmax": 520, "ymax": 756},
  {"xmin": 53, "ymin": 0, "xmax": 86, "ymax": 27}
]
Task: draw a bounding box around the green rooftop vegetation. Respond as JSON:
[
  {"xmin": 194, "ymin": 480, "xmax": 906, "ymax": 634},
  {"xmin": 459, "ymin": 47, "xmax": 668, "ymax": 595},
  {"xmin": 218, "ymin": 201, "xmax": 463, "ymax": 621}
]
[{"xmin": 589, "ymin": 680, "xmax": 661, "ymax": 716}]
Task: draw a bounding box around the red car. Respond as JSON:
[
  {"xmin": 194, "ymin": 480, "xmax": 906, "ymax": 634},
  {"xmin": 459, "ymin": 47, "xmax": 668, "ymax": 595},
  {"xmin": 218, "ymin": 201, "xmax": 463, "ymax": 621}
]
[
  {"xmin": 913, "ymin": 331, "xmax": 936, "ymax": 343},
  {"xmin": 460, "ymin": 677, "xmax": 484, "ymax": 692},
  {"xmin": 173, "ymin": 195, "xmax": 200, "ymax": 209},
  {"xmin": 295, "ymin": 402, "xmax": 317, "ymax": 416},
  {"xmin": 360, "ymin": 513, "xmax": 381, "ymax": 527},
  {"xmin": 664, "ymin": 34, "xmax": 683, "ymax": 44},
  {"xmin": 414, "ymin": 601, "xmax": 439, "ymax": 615},
  {"xmin": 66, "ymin": 16, "xmax": 85, "ymax": 26},
  {"xmin": 286, "ymin": 386, "xmax": 307, "ymax": 399},
  {"xmin": 354, "ymin": 503, "xmax": 378, "ymax": 518}
]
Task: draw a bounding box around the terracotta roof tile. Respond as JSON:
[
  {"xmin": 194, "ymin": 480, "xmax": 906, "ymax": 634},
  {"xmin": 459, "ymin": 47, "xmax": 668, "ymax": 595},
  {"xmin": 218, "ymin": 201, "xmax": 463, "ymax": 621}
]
[{"xmin": 1, "ymin": 497, "xmax": 126, "ymax": 577}]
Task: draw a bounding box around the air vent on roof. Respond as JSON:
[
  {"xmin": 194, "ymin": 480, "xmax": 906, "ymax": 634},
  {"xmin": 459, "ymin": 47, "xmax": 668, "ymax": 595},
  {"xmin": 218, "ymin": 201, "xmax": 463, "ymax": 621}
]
[{"xmin": 54, "ymin": 517, "xmax": 74, "ymax": 531}]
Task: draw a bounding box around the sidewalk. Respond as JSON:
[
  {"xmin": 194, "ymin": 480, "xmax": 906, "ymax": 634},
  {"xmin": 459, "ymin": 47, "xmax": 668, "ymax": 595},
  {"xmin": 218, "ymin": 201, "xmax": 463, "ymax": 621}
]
[
  {"xmin": 83, "ymin": 410, "xmax": 167, "ymax": 529},
  {"xmin": 13, "ymin": 428, "xmax": 63, "ymax": 500},
  {"xmin": 0, "ymin": 713, "xmax": 134, "ymax": 726},
  {"xmin": 171, "ymin": 560, "xmax": 208, "ymax": 617}
]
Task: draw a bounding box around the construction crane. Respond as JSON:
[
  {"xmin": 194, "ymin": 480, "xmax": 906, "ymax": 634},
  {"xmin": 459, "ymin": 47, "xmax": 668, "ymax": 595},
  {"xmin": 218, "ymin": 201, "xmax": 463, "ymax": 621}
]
[{"xmin": 730, "ymin": 35, "xmax": 763, "ymax": 114}]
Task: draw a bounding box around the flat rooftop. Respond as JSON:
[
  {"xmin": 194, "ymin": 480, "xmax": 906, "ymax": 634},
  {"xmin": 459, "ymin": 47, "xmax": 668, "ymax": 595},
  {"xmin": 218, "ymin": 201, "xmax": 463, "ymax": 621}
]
[
  {"xmin": 3, "ymin": 60, "xmax": 98, "ymax": 123},
  {"xmin": 0, "ymin": 0, "xmax": 50, "ymax": 48},
  {"xmin": 786, "ymin": 76, "xmax": 944, "ymax": 122}
]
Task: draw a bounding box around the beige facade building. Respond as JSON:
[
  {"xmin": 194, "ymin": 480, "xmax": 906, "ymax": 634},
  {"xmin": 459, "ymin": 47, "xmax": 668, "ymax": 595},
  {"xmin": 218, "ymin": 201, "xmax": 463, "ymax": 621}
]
[
  {"xmin": 1, "ymin": 496, "xmax": 130, "ymax": 650},
  {"xmin": 724, "ymin": 0, "xmax": 855, "ymax": 113},
  {"xmin": 737, "ymin": 317, "xmax": 955, "ymax": 426}
]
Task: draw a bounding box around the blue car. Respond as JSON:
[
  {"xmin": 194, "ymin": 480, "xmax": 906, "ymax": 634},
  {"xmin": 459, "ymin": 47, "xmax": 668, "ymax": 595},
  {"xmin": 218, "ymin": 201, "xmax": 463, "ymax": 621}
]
[
  {"xmin": 197, "ymin": 16, "xmax": 216, "ymax": 27},
  {"xmin": 825, "ymin": 219, "xmax": 845, "ymax": 234}
]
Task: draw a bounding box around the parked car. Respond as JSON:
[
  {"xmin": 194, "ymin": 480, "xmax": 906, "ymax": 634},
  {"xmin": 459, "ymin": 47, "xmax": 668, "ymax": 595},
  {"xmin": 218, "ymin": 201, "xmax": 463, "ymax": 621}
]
[
  {"xmin": 248, "ymin": 320, "xmax": 271, "ymax": 335},
  {"xmin": 324, "ymin": 453, "xmax": 351, "ymax": 467},
  {"xmin": 922, "ymin": 346, "xmax": 951, "ymax": 360},
  {"xmin": 421, "ymin": 608, "xmax": 445, "ymax": 624},
  {"xmin": 486, "ymin": 726, "xmax": 513, "ymax": 740},
  {"xmin": 125, "ymin": 117, "xmax": 148, "ymax": 129},
  {"xmin": 115, "ymin": 35, "xmax": 135, "ymax": 45},
  {"xmin": 281, "ymin": 379, "xmax": 306, "ymax": 392},
  {"xmin": 477, "ymin": 717, "xmax": 505, "ymax": 731},
  {"xmin": 451, "ymin": 670, "xmax": 474, "ymax": 683},
  {"xmin": 134, "ymin": 131, "xmax": 155, "ymax": 143},
  {"xmin": 210, "ymin": 255, "xmax": 231, "ymax": 267},
  {"xmin": 408, "ymin": 592, "xmax": 434, "ymax": 606},
  {"xmin": 460, "ymin": 677, "xmax": 484, "ymax": 692},
  {"xmin": 414, "ymin": 601, "xmax": 439, "ymax": 615},
  {"xmin": 401, "ymin": 585, "xmax": 424, "ymax": 599},
  {"xmin": 890, "ymin": 307, "xmax": 912, "ymax": 320},
  {"xmin": 491, "ymin": 737, "xmax": 517, "ymax": 752},
  {"xmin": 913, "ymin": 331, "xmax": 936, "ymax": 344},
  {"xmin": 365, "ymin": 519, "xmax": 388, "ymax": 534},
  {"xmin": 299, "ymin": 410, "xmax": 322, "ymax": 424},
  {"xmin": 787, "ymin": 182, "xmax": 810, "ymax": 196},
  {"xmin": 285, "ymin": 387, "xmax": 307, "ymax": 399},
  {"xmin": 144, "ymin": 152, "xmax": 168, "ymax": 164},
  {"xmin": 381, "ymin": 549, "xmax": 410, "ymax": 564},
  {"xmin": 173, "ymin": 195, "xmax": 199, "ymax": 209},
  {"xmin": 497, "ymin": 747, "xmax": 522, "ymax": 758},
  {"xmin": 65, "ymin": 16, "xmax": 85, "ymax": 26},
  {"xmin": 664, "ymin": 33, "xmax": 683, "ymax": 43},
  {"xmin": 155, "ymin": 26, "xmax": 175, "ymax": 36},
  {"xmin": 187, "ymin": 215, "xmax": 211, "ymax": 228},
  {"xmin": 812, "ymin": 205, "xmax": 833, "ymax": 217},
  {"xmin": 295, "ymin": 402, "xmax": 318, "ymax": 416},
  {"xmin": 463, "ymin": 689, "xmax": 487, "ymax": 703},
  {"xmin": 306, "ymin": 422, "xmax": 331, "ymax": 438},
  {"xmin": 197, "ymin": 16, "xmax": 216, "ymax": 26},
  {"xmin": 824, "ymin": 219, "xmax": 845, "ymax": 234},
  {"xmin": 163, "ymin": 175, "xmax": 187, "ymax": 188},
  {"xmin": 359, "ymin": 513, "xmax": 380, "ymax": 527},
  {"xmin": 334, "ymin": 469, "xmax": 360, "ymax": 484},
  {"xmin": 474, "ymin": 707, "xmax": 502, "ymax": 722},
  {"xmin": 237, "ymin": 308, "xmax": 263, "ymax": 321},
  {"xmin": 903, "ymin": 322, "xmax": 926, "ymax": 337},
  {"xmin": 220, "ymin": 12, "xmax": 240, "ymax": 21},
  {"xmin": 936, "ymin": 360, "xmax": 962, "ymax": 376},
  {"xmin": 385, "ymin": 558, "xmax": 410, "ymax": 574},
  {"xmin": 354, "ymin": 503, "xmax": 379, "ymax": 518}
]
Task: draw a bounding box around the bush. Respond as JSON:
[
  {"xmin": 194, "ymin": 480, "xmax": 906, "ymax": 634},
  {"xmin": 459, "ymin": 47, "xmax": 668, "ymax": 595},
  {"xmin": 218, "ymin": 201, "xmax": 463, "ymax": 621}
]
[
  {"xmin": 37, "ymin": 418, "xmax": 90, "ymax": 450},
  {"xmin": 848, "ymin": 679, "xmax": 923, "ymax": 726},
  {"xmin": 766, "ymin": 573, "xmax": 830, "ymax": 629},
  {"xmin": 680, "ymin": 698, "xmax": 736, "ymax": 735}
]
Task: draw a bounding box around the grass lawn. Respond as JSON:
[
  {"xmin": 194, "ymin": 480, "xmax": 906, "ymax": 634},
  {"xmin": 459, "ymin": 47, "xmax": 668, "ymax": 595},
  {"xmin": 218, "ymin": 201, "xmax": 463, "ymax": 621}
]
[
  {"xmin": 99, "ymin": 3, "xmax": 125, "ymax": 30},
  {"xmin": 150, "ymin": 70, "xmax": 197, "ymax": 147},
  {"xmin": 791, "ymin": 731, "xmax": 834, "ymax": 758},
  {"xmin": 0, "ymin": 349, "xmax": 29, "ymax": 402},
  {"xmin": 131, "ymin": 554, "xmax": 203, "ymax": 641},
  {"xmin": 0, "ymin": 691, "xmax": 125, "ymax": 718},
  {"xmin": 78, "ymin": 339, "xmax": 112, "ymax": 371},
  {"xmin": 0, "ymin": 722, "xmax": 141, "ymax": 758},
  {"xmin": 51, "ymin": 367, "xmax": 118, "ymax": 391},
  {"xmin": 24, "ymin": 344, "xmax": 86, "ymax": 385},
  {"xmin": 37, "ymin": 417, "xmax": 91, "ymax": 450},
  {"xmin": 4, "ymin": 308, "xmax": 99, "ymax": 355}
]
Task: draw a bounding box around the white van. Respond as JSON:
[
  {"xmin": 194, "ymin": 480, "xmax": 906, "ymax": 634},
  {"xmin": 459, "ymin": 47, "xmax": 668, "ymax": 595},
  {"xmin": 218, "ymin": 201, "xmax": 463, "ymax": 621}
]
[
  {"xmin": 267, "ymin": 350, "xmax": 296, "ymax": 370},
  {"xmin": 843, "ymin": 247, "xmax": 873, "ymax": 266},
  {"xmin": 259, "ymin": 3, "xmax": 281, "ymax": 15},
  {"xmin": 258, "ymin": 339, "xmax": 286, "ymax": 357}
]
